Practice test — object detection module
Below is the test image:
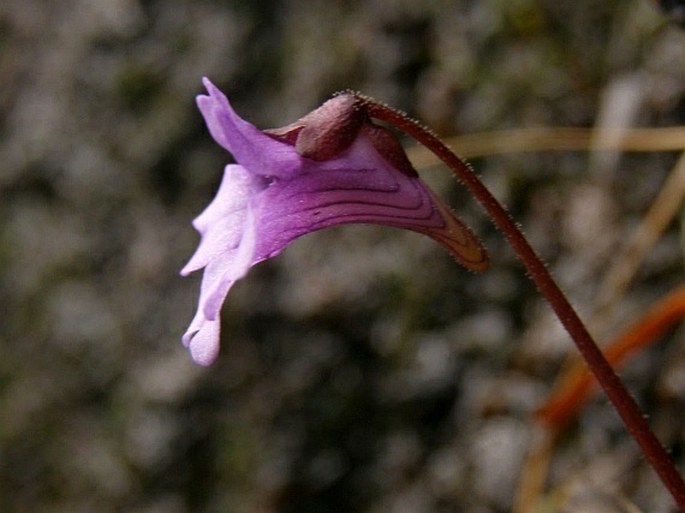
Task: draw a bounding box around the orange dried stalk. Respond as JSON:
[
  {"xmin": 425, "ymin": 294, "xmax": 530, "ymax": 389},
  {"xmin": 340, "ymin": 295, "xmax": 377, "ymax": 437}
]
[{"xmin": 537, "ymin": 284, "xmax": 685, "ymax": 428}]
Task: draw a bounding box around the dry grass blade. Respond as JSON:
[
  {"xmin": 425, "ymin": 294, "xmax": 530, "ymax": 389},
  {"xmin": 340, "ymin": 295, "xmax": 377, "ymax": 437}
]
[
  {"xmin": 593, "ymin": 151, "xmax": 685, "ymax": 317},
  {"xmin": 407, "ymin": 126, "xmax": 685, "ymax": 164}
]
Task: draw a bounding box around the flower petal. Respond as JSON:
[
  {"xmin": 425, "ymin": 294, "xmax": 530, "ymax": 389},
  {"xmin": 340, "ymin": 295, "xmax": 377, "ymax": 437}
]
[
  {"xmin": 250, "ymin": 135, "xmax": 488, "ymax": 270},
  {"xmin": 181, "ymin": 164, "xmax": 263, "ymax": 276},
  {"xmin": 192, "ymin": 164, "xmax": 260, "ymax": 232},
  {"xmin": 201, "ymin": 207, "xmax": 258, "ymax": 320},
  {"xmin": 182, "ymin": 218, "xmax": 255, "ymax": 366},
  {"xmin": 197, "ymin": 78, "xmax": 301, "ymax": 178},
  {"xmin": 182, "ymin": 309, "xmax": 221, "ymax": 366}
]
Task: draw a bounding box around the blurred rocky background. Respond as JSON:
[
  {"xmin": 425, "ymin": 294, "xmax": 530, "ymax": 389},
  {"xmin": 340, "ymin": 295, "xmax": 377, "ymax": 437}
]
[{"xmin": 1, "ymin": 1, "xmax": 684, "ymax": 512}]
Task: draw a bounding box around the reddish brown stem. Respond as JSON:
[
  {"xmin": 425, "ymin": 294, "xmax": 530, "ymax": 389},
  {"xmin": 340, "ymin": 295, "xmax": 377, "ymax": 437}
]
[
  {"xmin": 538, "ymin": 283, "xmax": 685, "ymax": 428},
  {"xmin": 357, "ymin": 95, "xmax": 685, "ymax": 511}
]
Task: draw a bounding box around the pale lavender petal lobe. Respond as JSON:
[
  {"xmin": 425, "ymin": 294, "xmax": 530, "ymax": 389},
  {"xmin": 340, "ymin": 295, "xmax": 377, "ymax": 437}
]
[
  {"xmin": 182, "ymin": 309, "xmax": 221, "ymax": 366},
  {"xmin": 181, "ymin": 164, "xmax": 262, "ymax": 276}
]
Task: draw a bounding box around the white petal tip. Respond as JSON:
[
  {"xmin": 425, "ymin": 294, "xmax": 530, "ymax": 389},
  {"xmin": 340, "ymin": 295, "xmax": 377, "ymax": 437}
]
[
  {"xmin": 180, "ymin": 264, "xmax": 195, "ymax": 277},
  {"xmin": 182, "ymin": 317, "xmax": 221, "ymax": 366},
  {"xmin": 190, "ymin": 341, "xmax": 219, "ymax": 366}
]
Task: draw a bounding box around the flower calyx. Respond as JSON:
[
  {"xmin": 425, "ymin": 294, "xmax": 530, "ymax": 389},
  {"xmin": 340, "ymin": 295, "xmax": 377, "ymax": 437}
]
[{"xmin": 265, "ymin": 93, "xmax": 417, "ymax": 177}]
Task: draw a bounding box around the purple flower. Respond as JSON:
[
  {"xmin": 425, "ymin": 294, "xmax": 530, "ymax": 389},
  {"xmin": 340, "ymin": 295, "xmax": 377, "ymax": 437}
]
[{"xmin": 181, "ymin": 78, "xmax": 487, "ymax": 365}]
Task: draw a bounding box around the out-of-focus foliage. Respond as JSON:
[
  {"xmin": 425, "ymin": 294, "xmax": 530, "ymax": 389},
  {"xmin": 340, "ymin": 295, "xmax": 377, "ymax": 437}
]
[{"xmin": 0, "ymin": 1, "xmax": 683, "ymax": 512}]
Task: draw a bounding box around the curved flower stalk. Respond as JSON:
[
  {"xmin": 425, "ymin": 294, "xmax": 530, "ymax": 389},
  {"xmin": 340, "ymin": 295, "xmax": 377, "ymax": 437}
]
[
  {"xmin": 181, "ymin": 78, "xmax": 487, "ymax": 366},
  {"xmin": 351, "ymin": 94, "xmax": 685, "ymax": 510}
]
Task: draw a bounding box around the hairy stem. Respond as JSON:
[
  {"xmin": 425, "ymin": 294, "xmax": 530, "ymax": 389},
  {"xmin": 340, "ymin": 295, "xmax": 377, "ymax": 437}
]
[{"xmin": 357, "ymin": 95, "xmax": 685, "ymax": 510}]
